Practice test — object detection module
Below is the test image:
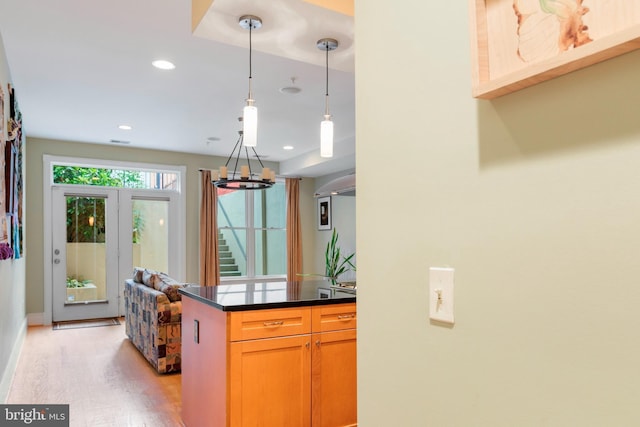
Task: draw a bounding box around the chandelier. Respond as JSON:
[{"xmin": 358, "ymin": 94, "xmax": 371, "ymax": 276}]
[{"xmin": 212, "ymin": 117, "xmax": 275, "ymax": 190}]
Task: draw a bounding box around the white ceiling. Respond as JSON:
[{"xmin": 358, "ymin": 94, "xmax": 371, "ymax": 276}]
[{"xmin": 0, "ymin": 0, "xmax": 355, "ymax": 177}]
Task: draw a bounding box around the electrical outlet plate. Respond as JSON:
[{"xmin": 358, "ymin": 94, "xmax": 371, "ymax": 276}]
[{"xmin": 429, "ymin": 267, "xmax": 454, "ymax": 324}]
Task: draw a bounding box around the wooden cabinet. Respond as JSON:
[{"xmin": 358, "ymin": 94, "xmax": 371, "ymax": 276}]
[
  {"xmin": 311, "ymin": 303, "xmax": 358, "ymax": 427},
  {"xmin": 181, "ymin": 300, "xmax": 357, "ymax": 427}
]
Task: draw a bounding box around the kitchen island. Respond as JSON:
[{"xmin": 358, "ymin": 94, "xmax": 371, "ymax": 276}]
[{"xmin": 179, "ymin": 281, "xmax": 357, "ymax": 427}]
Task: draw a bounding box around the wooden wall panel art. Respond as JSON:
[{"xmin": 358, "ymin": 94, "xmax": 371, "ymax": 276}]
[{"xmin": 470, "ymin": 0, "xmax": 640, "ymax": 99}]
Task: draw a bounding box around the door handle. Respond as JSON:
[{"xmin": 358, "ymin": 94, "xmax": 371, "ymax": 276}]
[{"xmin": 54, "ymin": 259, "xmax": 60, "ymax": 264}]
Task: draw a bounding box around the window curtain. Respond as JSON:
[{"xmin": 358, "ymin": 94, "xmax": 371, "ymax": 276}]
[
  {"xmin": 286, "ymin": 178, "xmax": 303, "ymax": 281},
  {"xmin": 200, "ymin": 170, "xmax": 220, "ymax": 286}
]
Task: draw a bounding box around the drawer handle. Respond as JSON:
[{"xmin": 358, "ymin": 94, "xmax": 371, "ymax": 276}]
[
  {"xmin": 263, "ymin": 320, "xmax": 284, "ymax": 327},
  {"xmin": 337, "ymin": 314, "xmax": 356, "ymax": 320}
]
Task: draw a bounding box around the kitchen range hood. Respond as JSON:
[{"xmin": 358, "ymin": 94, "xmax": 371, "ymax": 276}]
[{"xmin": 314, "ymin": 174, "xmax": 356, "ymax": 197}]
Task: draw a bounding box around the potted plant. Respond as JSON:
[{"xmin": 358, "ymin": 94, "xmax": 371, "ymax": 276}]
[
  {"xmin": 66, "ymin": 277, "xmax": 92, "ymax": 288},
  {"xmin": 66, "ymin": 276, "xmax": 97, "ymax": 303},
  {"xmin": 324, "ymin": 228, "xmax": 355, "ymax": 286}
]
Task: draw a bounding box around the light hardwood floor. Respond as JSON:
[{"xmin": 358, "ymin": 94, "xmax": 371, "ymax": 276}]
[{"xmin": 6, "ymin": 319, "xmax": 183, "ymax": 427}]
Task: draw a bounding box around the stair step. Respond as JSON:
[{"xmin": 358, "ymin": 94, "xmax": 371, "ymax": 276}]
[
  {"xmin": 219, "ymin": 251, "xmax": 232, "ymax": 258},
  {"xmin": 220, "ymin": 264, "xmax": 240, "ymax": 272},
  {"xmin": 219, "ymin": 258, "xmax": 236, "ymax": 265},
  {"xmin": 220, "ymin": 271, "xmax": 242, "ymax": 277},
  {"xmin": 218, "ymin": 239, "xmax": 227, "ymax": 246},
  {"xmin": 219, "ymin": 245, "xmax": 229, "ymax": 252}
]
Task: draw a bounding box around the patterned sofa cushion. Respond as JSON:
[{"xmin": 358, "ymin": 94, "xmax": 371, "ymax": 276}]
[
  {"xmin": 138, "ymin": 268, "xmax": 185, "ymax": 302},
  {"xmin": 133, "ymin": 266, "xmax": 145, "ymax": 283}
]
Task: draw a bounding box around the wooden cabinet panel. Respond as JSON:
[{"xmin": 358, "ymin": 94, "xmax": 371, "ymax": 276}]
[
  {"xmin": 230, "ymin": 335, "xmax": 312, "ymax": 427},
  {"xmin": 312, "ymin": 329, "xmax": 358, "ymax": 427},
  {"xmin": 181, "ymin": 297, "xmax": 228, "ymax": 427},
  {"xmin": 230, "ymin": 307, "xmax": 311, "ymax": 341},
  {"xmin": 312, "ymin": 303, "xmax": 357, "ymax": 333}
]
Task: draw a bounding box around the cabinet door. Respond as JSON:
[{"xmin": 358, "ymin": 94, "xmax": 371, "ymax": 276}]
[
  {"xmin": 230, "ymin": 335, "xmax": 312, "ymax": 427},
  {"xmin": 312, "ymin": 329, "xmax": 357, "ymax": 427}
]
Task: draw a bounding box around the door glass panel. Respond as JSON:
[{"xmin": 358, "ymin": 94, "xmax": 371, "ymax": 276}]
[
  {"xmin": 132, "ymin": 199, "xmax": 169, "ymax": 273},
  {"xmin": 65, "ymin": 196, "xmax": 105, "ymax": 304}
]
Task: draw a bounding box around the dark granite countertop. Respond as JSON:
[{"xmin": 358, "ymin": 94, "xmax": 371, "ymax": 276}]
[{"xmin": 178, "ymin": 280, "xmax": 356, "ymax": 312}]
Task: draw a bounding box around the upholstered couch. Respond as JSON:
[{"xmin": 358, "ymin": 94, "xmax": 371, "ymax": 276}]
[{"xmin": 124, "ymin": 268, "xmax": 188, "ymax": 374}]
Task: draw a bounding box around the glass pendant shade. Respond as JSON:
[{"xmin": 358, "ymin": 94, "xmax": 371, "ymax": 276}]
[
  {"xmin": 320, "ymin": 117, "xmax": 333, "ymax": 158},
  {"xmin": 243, "ymin": 103, "xmax": 257, "ymax": 147},
  {"xmin": 317, "ymin": 38, "xmax": 338, "ymax": 159}
]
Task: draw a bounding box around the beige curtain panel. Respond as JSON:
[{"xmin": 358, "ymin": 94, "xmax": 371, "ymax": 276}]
[
  {"xmin": 286, "ymin": 178, "xmax": 303, "ymax": 281},
  {"xmin": 200, "ymin": 170, "xmax": 220, "ymax": 286}
]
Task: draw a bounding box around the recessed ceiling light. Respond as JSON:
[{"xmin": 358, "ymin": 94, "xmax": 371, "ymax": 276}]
[
  {"xmin": 152, "ymin": 60, "xmax": 175, "ymax": 70},
  {"xmin": 283, "ymin": 145, "xmax": 294, "ymax": 150},
  {"xmin": 118, "ymin": 124, "xmax": 132, "ymax": 130},
  {"xmin": 207, "ymin": 137, "xmax": 221, "ymax": 142}
]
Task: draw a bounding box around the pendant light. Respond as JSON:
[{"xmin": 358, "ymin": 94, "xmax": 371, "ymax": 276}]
[
  {"xmin": 210, "ymin": 15, "xmax": 272, "ymax": 191},
  {"xmin": 317, "ymin": 38, "xmax": 338, "ymax": 158},
  {"xmin": 239, "ymin": 15, "xmax": 261, "ymax": 147}
]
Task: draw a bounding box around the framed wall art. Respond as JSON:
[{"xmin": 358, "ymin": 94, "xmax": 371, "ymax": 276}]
[
  {"xmin": 317, "ymin": 196, "xmax": 332, "ymax": 231},
  {"xmin": 470, "ymin": 0, "xmax": 640, "ymax": 99},
  {"xmin": 0, "ymin": 85, "xmax": 6, "ymax": 244}
]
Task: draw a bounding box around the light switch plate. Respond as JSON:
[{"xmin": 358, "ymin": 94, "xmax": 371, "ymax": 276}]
[{"xmin": 429, "ymin": 267, "xmax": 454, "ymax": 324}]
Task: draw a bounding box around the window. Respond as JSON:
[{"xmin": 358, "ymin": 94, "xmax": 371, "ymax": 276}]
[
  {"xmin": 217, "ymin": 183, "xmax": 286, "ymax": 280},
  {"xmin": 52, "ymin": 165, "xmax": 178, "ymax": 190}
]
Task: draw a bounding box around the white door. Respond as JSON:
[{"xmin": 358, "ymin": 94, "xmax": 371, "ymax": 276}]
[
  {"xmin": 117, "ymin": 189, "xmax": 180, "ymax": 315},
  {"xmin": 52, "ymin": 186, "xmax": 119, "ymax": 321}
]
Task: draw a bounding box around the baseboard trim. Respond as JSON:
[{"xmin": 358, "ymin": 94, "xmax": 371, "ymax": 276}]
[
  {"xmin": 27, "ymin": 312, "xmax": 45, "ymax": 326},
  {"xmin": 0, "ymin": 317, "xmax": 27, "ymax": 403}
]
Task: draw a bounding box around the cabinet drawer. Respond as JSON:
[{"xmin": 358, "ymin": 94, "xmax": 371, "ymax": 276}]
[
  {"xmin": 312, "ymin": 303, "xmax": 357, "ymax": 333},
  {"xmin": 230, "ymin": 307, "xmax": 311, "ymax": 341}
]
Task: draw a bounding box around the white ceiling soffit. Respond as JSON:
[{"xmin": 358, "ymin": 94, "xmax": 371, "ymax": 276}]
[
  {"xmin": 192, "ymin": 0, "xmax": 355, "ymax": 73},
  {"xmin": 314, "ymin": 173, "xmax": 356, "ymax": 197}
]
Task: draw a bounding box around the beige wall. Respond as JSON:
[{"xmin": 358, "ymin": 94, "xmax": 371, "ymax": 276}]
[
  {"xmin": 356, "ymin": 1, "xmax": 640, "ymax": 425},
  {"xmin": 25, "ymin": 137, "xmax": 317, "ymax": 314}
]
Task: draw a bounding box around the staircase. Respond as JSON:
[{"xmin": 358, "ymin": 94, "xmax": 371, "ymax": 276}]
[{"xmin": 218, "ymin": 231, "xmax": 242, "ymax": 277}]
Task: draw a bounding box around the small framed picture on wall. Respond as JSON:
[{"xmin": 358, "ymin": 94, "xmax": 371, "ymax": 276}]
[{"xmin": 317, "ymin": 196, "xmax": 331, "ymax": 231}]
